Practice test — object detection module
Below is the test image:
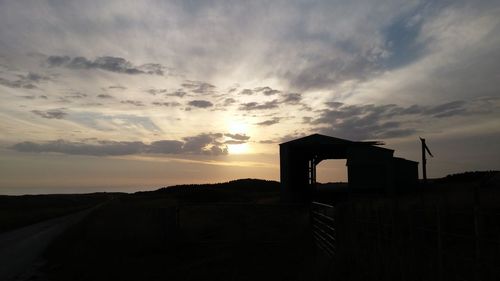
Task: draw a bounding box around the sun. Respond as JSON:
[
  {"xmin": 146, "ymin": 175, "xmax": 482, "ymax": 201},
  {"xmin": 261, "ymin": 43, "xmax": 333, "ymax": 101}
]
[
  {"xmin": 227, "ymin": 120, "xmax": 251, "ymax": 154},
  {"xmin": 228, "ymin": 143, "xmax": 250, "ymax": 154},
  {"xmin": 228, "ymin": 120, "xmax": 248, "ymax": 134}
]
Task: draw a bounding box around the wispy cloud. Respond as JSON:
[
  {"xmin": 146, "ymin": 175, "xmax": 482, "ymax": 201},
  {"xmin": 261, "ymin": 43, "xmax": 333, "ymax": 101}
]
[
  {"xmin": 188, "ymin": 100, "xmax": 213, "ymax": 108},
  {"xmin": 239, "ymin": 100, "xmax": 279, "ymax": 111},
  {"xmin": 256, "ymin": 117, "xmax": 281, "ymax": 126},
  {"xmin": 46, "ymin": 55, "xmax": 165, "ymax": 75},
  {"xmin": 0, "ymin": 72, "xmax": 49, "ymax": 89},
  {"xmin": 11, "ymin": 132, "xmax": 248, "ymax": 156},
  {"xmin": 31, "ymin": 109, "xmax": 67, "ymax": 119}
]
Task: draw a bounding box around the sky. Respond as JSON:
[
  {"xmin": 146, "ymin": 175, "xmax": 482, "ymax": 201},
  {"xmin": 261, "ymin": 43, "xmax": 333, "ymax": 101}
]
[{"xmin": 1, "ymin": 0, "xmax": 499, "ymax": 195}]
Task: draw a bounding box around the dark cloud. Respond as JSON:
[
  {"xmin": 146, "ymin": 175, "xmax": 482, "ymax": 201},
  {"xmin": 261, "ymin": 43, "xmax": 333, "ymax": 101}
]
[
  {"xmin": 225, "ymin": 133, "xmax": 250, "ymax": 141},
  {"xmin": 188, "ymin": 100, "xmax": 213, "ymax": 108},
  {"xmin": 258, "ymin": 139, "xmax": 276, "ymax": 144},
  {"xmin": 239, "ymin": 89, "xmax": 254, "ymax": 95},
  {"xmin": 31, "ymin": 109, "xmax": 67, "ymax": 119},
  {"xmin": 140, "ymin": 63, "xmax": 166, "ymax": 75},
  {"xmin": 182, "ymin": 133, "xmax": 227, "ymax": 155},
  {"xmin": 254, "ymin": 86, "xmax": 281, "ymax": 96},
  {"xmin": 152, "ymin": 101, "xmax": 181, "ymax": 107},
  {"xmin": 145, "ymin": 88, "xmax": 168, "ymax": 95},
  {"xmin": 12, "ymin": 140, "xmax": 144, "ymax": 156},
  {"xmin": 311, "ymin": 98, "xmax": 498, "ymax": 140},
  {"xmin": 121, "ymin": 100, "xmax": 144, "ymax": 106},
  {"xmin": 325, "ymin": 101, "xmax": 344, "ymax": 108},
  {"xmin": 285, "ymin": 55, "xmax": 378, "ymax": 91},
  {"xmin": 24, "ymin": 72, "xmax": 50, "ymax": 82},
  {"xmin": 46, "ymin": 55, "xmax": 165, "ymax": 75},
  {"xmin": 97, "ymin": 94, "xmax": 113, "ymax": 99},
  {"xmin": 0, "ymin": 72, "xmax": 49, "ymax": 89},
  {"xmin": 278, "ymin": 132, "xmax": 308, "ymax": 143},
  {"xmin": 256, "ymin": 117, "xmax": 281, "ymax": 126},
  {"xmin": 65, "ymin": 92, "xmax": 87, "ymax": 99},
  {"xmin": 312, "ymin": 103, "xmax": 415, "ymax": 139},
  {"xmin": 424, "ymin": 101, "xmax": 467, "ymax": 118},
  {"xmin": 281, "ymin": 93, "xmax": 302, "ymax": 104},
  {"xmin": 224, "ymin": 140, "xmax": 246, "ymax": 145},
  {"xmin": 181, "ymin": 80, "xmax": 216, "ymax": 94},
  {"xmin": 11, "ymin": 133, "xmax": 239, "ymax": 156},
  {"xmin": 147, "ymin": 140, "xmax": 183, "ymax": 154},
  {"xmin": 167, "ymin": 90, "xmax": 187, "ymax": 98},
  {"xmin": 239, "ymin": 100, "xmax": 279, "ymax": 111},
  {"xmin": 222, "ymin": 98, "xmax": 236, "ymax": 106},
  {"xmin": 108, "ymin": 85, "xmax": 127, "ymax": 90}
]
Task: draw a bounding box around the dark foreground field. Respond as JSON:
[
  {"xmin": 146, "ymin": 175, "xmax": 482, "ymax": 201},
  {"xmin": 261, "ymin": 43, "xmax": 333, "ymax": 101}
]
[
  {"xmin": 2, "ymin": 173, "xmax": 499, "ymax": 281},
  {"xmin": 39, "ymin": 179, "xmax": 315, "ymax": 281},
  {"xmin": 0, "ymin": 193, "xmax": 113, "ymax": 233}
]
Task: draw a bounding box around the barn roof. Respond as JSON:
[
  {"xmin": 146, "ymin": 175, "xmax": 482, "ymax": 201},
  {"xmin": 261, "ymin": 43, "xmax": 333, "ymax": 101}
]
[
  {"xmin": 280, "ymin": 133, "xmax": 385, "ymax": 147},
  {"xmin": 279, "ymin": 134, "xmax": 393, "ymax": 159}
]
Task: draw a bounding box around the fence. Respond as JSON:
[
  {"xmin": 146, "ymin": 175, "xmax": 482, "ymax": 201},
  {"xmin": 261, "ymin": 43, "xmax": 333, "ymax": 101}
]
[
  {"xmin": 310, "ymin": 202, "xmax": 336, "ymax": 258},
  {"xmin": 311, "ymin": 188, "xmax": 500, "ymax": 281}
]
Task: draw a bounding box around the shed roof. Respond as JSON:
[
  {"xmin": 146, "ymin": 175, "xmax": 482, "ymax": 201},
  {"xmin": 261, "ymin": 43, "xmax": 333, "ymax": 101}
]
[
  {"xmin": 280, "ymin": 133, "xmax": 385, "ymax": 147},
  {"xmin": 279, "ymin": 134, "xmax": 393, "ymax": 160}
]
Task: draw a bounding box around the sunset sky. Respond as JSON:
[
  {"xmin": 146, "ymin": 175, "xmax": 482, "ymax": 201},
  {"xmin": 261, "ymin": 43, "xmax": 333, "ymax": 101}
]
[{"xmin": 1, "ymin": 0, "xmax": 499, "ymax": 194}]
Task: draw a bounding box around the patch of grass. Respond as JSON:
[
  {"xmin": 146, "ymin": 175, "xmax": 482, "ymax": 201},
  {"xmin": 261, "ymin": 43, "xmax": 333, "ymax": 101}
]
[{"xmin": 0, "ymin": 193, "xmax": 114, "ymax": 232}]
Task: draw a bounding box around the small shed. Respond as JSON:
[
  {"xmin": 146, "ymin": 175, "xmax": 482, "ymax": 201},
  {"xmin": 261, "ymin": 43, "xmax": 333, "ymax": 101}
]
[{"xmin": 280, "ymin": 134, "xmax": 418, "ymax": 202}]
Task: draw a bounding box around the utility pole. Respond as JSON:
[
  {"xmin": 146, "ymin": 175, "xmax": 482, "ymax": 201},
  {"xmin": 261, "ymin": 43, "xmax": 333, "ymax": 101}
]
[{"xmin": 420, "ymin": 137, "xmax": 433, "ymax": 183}]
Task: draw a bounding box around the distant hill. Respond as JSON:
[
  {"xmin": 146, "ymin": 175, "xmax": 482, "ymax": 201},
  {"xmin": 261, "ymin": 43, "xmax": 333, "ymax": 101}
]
[
  {"xmin": 435, "ymin": 170, "xmax": 499, "ymax": 184},
  {"xmin": 151, "ymin": 178, "xmax": 280, "ymax": 193},
  {"xmin": 133, "ymin": 179, "xmax": 281, "ymax": 204}
]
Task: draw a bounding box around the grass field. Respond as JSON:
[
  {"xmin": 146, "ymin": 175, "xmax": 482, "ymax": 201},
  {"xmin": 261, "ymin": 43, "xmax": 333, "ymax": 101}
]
[
  {"xmin": 0, "ymin": 193, "xmax": 114, "ymax": 233},
  {"xmin": 40, "ymin": 179, "xmax": 316, "ymax": 281}
]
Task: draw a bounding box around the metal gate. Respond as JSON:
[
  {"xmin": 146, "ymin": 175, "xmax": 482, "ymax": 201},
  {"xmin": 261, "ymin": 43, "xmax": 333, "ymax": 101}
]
[{"xmin": 310, "ymin": 201, "xmax": 336, "ymax": 258}]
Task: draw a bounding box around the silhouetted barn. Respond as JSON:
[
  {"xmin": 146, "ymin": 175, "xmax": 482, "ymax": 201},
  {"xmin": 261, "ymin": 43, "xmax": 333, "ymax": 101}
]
[{"xmin": 280, "ymin": 134, "xmax": 418, "ymax": 202}]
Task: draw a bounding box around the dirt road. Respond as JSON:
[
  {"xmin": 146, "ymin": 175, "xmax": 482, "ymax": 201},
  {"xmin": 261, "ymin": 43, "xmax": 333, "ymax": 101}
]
[{"xmin": 0, "ymin": 206, "xmax": 98, "ymax": 281}]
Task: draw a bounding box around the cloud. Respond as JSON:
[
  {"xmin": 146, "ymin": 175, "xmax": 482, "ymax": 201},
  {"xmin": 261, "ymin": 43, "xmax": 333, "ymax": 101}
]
[
  {"xmin": 65, "ymin": 92, "xmax": 88, "ymax": 99},
  {"xmin": 281, "ymin": 93, "xmax": 302, "ymax": 104},
  {"xmin": 188, "ymin": 100, "xmax": 213, "ymax": 108},
  {"xmin": 152, "ymin": 101, "xmax": 181, "ymax": 107},
  {"xmin": 181, "ymin": 80, "xmax": 216, "ymax": 94},
  {"xmin": 167, "ymin": 90, "xmax": 187, "ymax": 98},
  {"xmin": 121, "ymin": 100, "xmax": 144, "ymax": 106},
  {"xmin": 224, "ymin": 140, "xmax": 247, "ymax": 145},
  {"xmin": 147, "ymin": 140, "xmax": 184, "ymax": 154},
  {"xmin": 107, "ymin": 85, "xmax": 127, "ymax": 90},
  {"xmin": 12, "ymin": 140, "xmax": 145, "ymax": 156},
  {"xmin": 258, "ymin": 139, "xmax": 276, "ymax": 144},
  {"xmin": 239, "ymin": 89, "xmax": 254, "ymax": 95},
  {"xmin": 0, "ymin": 72, "xmax": 49, "ymax": 89},
  {"xmin": 239, "ymin": 100, "xmax": 279, "ymax": 111},
  {"xmin": 31, "ymin": 109, "xmax": 67, "ymax": 119},
  {"xmin": 145, "ymin": 88, "xmax": 168, "ymax": 95},
  {"xmin": 224, "ymin": 133, "xmax": 250, "ymax": 141},
  {"xmin": 97, "ymin": 94, "xmax": 113, "ymax": 99},
  {"xmin": 254, "ymin": 86, "xmax": 281, "ymax": 96},
  {"xmin": 222, "ymin": 98, "xmax": 236, "ymax": 106},
  {"xmin": 11, "ymin": 132, "xmax": 239, "ymax": 156},
  {"xmin": 46, "ymin": 55, "xmax": 165, "ymax": 75},
  {"xmin": 285, "ymin": 55, "xmax": 379, "ymax": 91},
  {"xmin": 182, "ymin": 133, "xmax": 227, "ymax": 155},
  {"xmin": 311, "ymin": 97, "xmax": 500, "ymax": 140},
  {"xmin": 256, "ymin": 117, "xmax": 281, "ymax": 126}
]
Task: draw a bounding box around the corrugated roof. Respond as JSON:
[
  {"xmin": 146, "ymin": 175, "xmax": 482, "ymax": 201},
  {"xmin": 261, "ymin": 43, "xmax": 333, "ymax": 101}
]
[{"xmin": 279, "ymin": 133, "xmax": 384, "ymax": 147}]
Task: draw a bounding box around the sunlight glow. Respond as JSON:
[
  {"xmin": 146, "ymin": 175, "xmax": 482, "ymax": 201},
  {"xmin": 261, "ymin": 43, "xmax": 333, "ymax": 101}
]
[
  {"xmin": 228, "ymin": 120, "xmax": 249, "ymax": 135},
  {"xmin": 228, "ymin": 143, "xmax": 250, "ymax": 154}
]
